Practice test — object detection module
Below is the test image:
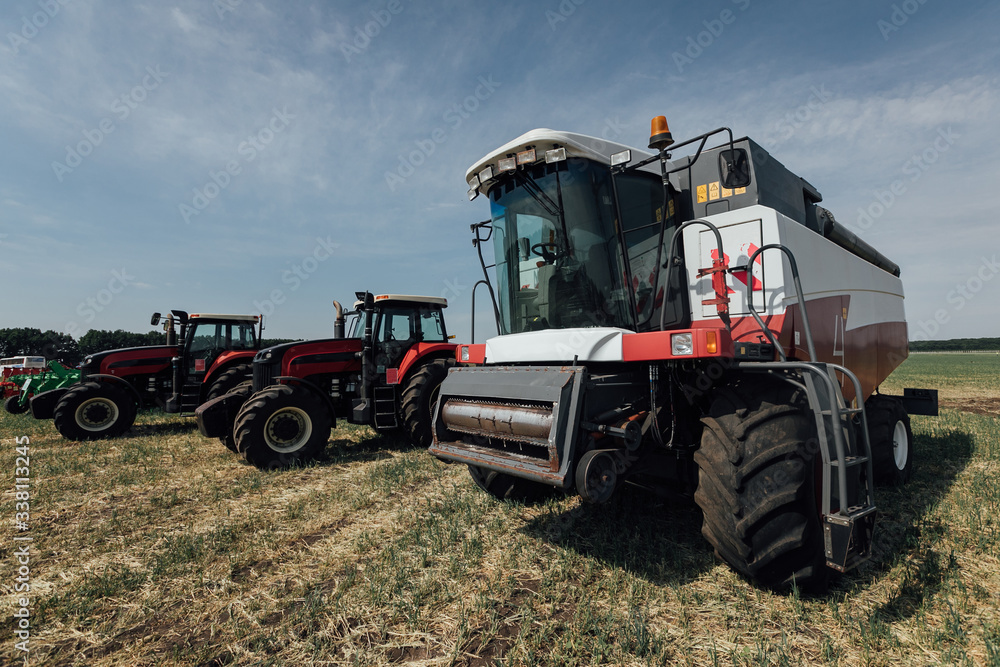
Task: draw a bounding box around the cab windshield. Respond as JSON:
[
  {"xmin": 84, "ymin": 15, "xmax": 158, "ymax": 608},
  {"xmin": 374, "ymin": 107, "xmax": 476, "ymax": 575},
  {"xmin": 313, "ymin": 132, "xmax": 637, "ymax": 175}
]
[{"xmin": 488, "ymin": 158, "xmax": 671, "ymax": 335}]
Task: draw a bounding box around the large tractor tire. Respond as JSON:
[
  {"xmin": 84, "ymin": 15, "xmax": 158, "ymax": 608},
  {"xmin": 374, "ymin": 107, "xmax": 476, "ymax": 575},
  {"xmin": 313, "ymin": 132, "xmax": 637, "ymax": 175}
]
[
  {"xmin": 468, "ymin": 465, "xmax": 559, "ymax": 504},
  {"xmin": 206, "ymin": 365, "xmax": 253, "ymax": 452},
  {"xmin": 206, "ymin": 364, "xmax": 252, "ymax": 401},
  {"xmin": 5, "ymin": 395, "xmax": 29, "ymax": 415},
  {"xmin": 234, "ymin": 384, "xmax": 331, "ymax": 469},
  {"xmin": 865, "ymin": 395, "xmax": 913, "ymax": 487},
  {"xmin": 53, "ymin": 382, "xmax": 137, "ymax": 441},
  {"xmin": 401, "ymin": 358, "xmax": 452, "ymax": 448},
  {"xmin": 694, "ymin": 379, "xmax": 828, "ymax": 592}
]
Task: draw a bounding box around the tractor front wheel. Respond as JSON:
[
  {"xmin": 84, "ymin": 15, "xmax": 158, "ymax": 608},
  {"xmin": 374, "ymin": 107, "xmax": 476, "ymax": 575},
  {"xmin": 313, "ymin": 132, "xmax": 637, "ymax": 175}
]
[
  {"xmin": 53, "ymin": 382, "xmax": 137, "ymax": 441},
  {"xmin": 206, "ymin": 365, "xmax": 253, "ymax": 452},
  {"xmin": 694, "ymin": 379, "xmax": 828, "ymax": 592},
  {"xmin": 401, "ymin": 359, "xmax": 453, "ymax": 448},
  {"xmin": 866, "ymin": 395, "xmax": 913, "ymax": 486},
  {"xmin": 234, "ymin": 384, "xmax": 331, "ymax": 469}
]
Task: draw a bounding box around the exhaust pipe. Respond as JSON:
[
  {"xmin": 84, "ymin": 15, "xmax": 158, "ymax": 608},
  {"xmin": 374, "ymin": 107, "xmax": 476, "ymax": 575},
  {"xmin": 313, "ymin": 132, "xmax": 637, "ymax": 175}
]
[{"xmin": 333, "ymin": 300, "xmax": 345, "ymax": 339}]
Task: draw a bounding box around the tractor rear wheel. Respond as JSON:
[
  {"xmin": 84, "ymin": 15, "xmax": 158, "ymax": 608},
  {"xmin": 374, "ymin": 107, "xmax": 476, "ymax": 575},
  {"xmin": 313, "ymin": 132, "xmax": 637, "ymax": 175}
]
[
  {"xmin": 206, "ymin": 365, "xmax": 253, "ymax": 452},
  {"xmin": 53, "ymin": 382, "xmax": 137, "ymax": 441},
  {"xmin": 401, "ymin": 358, "xmax": 453, "ymax": 448},
  {"xmin": 4, "ymin": 395, "xmax": 29, "ymax": 415},
  {"xmin": 866, "ymin": 395, "xmax": 913, "ymax": 486},
  {"xmin": 694, "ymin": 379, "xmax": 828, "ymax": 592},
  {"xmin": 468, "ymin": 465, "xmax": 559, "ymax": 504},
  {"xmin": 234, "ymin": 384, "xmax": 331, "ymax": 469},
  {"xmin": 206, "ymin": 365, "xmax": 252, "ymax": 401}
]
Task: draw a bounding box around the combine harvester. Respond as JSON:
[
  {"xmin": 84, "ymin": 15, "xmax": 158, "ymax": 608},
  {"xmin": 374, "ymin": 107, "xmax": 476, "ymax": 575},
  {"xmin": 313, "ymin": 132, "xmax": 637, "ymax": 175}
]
[{"xmin": 430, "ymin": 117, "xmax": 937, "ymax": 590}]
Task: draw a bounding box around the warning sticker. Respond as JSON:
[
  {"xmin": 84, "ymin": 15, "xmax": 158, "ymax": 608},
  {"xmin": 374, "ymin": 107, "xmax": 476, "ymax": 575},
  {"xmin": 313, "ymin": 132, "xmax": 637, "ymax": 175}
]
[
  {"xmin": 696, "ymin": 184, "xmax": 707, "ymax": 203},
  {"xmin": 721, "ymin": 186, "xmax": 733, "ymax": 198},
  {"xmin": 734, "ymin": 186, "xmax": 747, "ymax": 195},
  {"xmin": 708, "ymin": 181, "xmax": 720, "ymax": 201}
]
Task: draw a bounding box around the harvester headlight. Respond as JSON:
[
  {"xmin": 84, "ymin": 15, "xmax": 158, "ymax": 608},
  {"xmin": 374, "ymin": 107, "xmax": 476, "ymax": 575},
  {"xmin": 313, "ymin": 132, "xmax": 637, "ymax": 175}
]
[
  {"xmin": 467, "ymin": 174, "xmax": 480, "ymax": 189},
  {"xmin": 671, "ymin": 333, "xmax": 693, "ymax": 356},
  {"xmin": 468, "ymin": 188, "xmax": 478, "ymax": 201},
  {"xmin": 611, "ymin": 149, "xmax": 631, "ymax": 166},
  {"xmin": 545, "ymin": 147, "xmax": 567, "ymax": 163},
  {"xmin": 498, "ymin": 156, "xmax": 516, "ymax": 172},
  {"xmin": 478, "ymin": 165, "xmax": 494, "ymax": 183},
  {"xmin": 516, "ymin": 149, "xmax": 536, "ymax": 165},
  {"xmin": 460, "ymin": 346, "xmax": 470, "ymax": 362}
]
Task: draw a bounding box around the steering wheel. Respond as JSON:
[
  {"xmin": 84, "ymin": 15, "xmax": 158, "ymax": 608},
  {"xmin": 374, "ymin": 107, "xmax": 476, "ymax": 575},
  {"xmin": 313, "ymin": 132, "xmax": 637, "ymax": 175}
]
[{"xmin": 531, "ymin": 242, "xmax": 563, "ymax": 263}]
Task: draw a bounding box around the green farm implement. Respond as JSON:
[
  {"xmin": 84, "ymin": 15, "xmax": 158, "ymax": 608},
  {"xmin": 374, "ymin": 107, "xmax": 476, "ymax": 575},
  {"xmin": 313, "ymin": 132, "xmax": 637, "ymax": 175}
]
[{"xmin": 2, "ymin": 362, "xmax": 80, "ymax": 415}]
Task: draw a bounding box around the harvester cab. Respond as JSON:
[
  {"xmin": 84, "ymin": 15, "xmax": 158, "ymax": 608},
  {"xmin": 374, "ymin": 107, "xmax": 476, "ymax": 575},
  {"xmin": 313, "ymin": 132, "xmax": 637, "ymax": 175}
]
[{"xmin": 431, "ymin": 117, "xmax": 937, "ymax": 590}]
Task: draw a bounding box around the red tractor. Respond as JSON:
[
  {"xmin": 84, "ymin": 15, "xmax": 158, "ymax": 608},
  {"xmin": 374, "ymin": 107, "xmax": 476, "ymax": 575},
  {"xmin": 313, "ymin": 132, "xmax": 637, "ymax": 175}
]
[
  {"xmin": 196, "ymin": 293, "xmax": 457, "ymax": 468},
  {"xmin": 430, "ymin": 118, "xmax": 938, "ymax": 590},
  {"xmin": 30, "ymin": 311, "xmax": 262, "ymax": 440}
]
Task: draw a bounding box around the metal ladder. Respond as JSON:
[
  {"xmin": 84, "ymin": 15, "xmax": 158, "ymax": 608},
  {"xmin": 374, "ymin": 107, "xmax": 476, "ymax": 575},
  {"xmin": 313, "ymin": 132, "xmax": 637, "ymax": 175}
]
[
  {"xmin": 373, "ymin": 385, "xmax": 398, "ymax": 429},
  {"xmin": 738, "ymin": 244, "xmax": 877, "ymax": 572}
]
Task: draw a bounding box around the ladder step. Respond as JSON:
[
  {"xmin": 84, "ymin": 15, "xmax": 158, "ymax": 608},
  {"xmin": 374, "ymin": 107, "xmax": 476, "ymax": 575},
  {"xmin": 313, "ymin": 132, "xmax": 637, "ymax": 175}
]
[{"xmin": 829, "ymin": 455, "xmax": 869, "ymax": 468}]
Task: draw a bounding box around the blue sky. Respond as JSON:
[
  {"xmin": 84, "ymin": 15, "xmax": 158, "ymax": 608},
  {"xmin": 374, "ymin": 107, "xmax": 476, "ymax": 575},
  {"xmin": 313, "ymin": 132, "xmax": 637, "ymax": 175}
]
[{"xmin": 1, "ymin": 0, "xmax": 998, "ymax": 342}]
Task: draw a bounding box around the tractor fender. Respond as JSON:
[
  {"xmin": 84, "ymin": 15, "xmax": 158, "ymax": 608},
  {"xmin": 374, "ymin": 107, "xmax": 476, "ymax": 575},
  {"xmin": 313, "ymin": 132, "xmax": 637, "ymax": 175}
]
[
  {"xmin": 196, "ymin": 390, "xmax": 246, "ymax": 439},
  {"xmin": 396, "ymin": 346, "xmax": 458, "ymax": 385},
  {"xmin": 205, "ymin": 353, "xmax": 256, "ymax": 382},
  {"xmin": 273, "ymin": 376, "xmax": 338, "ymax": 427},
  {"xmin": 29, "ymin": 387, "xmax": 69, "ymax": 420},
  {"xmin": 86, "ymin": 374, "xmax": 144, "ymax": 409}
]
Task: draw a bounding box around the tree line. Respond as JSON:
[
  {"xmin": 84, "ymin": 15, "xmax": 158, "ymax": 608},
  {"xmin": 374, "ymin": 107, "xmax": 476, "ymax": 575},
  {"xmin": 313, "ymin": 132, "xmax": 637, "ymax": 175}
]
[{"xmin": 0, "ymin": 328, "xmax": 296, "ymax": 367}]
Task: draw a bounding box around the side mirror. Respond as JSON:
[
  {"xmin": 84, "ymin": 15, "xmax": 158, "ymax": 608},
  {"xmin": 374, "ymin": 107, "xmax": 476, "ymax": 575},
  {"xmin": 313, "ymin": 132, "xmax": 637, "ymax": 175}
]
[
  {"xmin": 151, "ymin": 312, "xmax": 161, "ymax": 326},
  {"xmin": 719, "ymin": 149, "xmax": 751, "ymax": 189}
]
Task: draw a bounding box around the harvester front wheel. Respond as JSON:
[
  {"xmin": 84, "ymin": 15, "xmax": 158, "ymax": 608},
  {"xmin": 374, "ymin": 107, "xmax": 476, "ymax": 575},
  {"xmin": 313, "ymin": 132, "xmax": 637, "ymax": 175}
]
[
  {"xmin": 401, "ymin": 359, "xmax": 452, "ymax": 448},
  {"xmin": 694, "ymin": 379, "xmax": 827, "ymax": 592},
  {"xmin": 206, "ymin": 365, "xmax": 253, "ymax": 452},
  {"xmin": 234, "ymin": 384, "xmax": 331, "ymax": 469},
  {"xmin": 866, "ymin": 395, "xmax": 913, "ymax": 486},
  {"xmin": 468, "ymin": 465, "xmax": 558, "ymax": 504},
  {"xmin": 53, "ymin": 382, "xmax": 137, "ymax": 441},
  {"xmin": 4, "ymin": 395, "xmax": 29, "ymax": 415}
]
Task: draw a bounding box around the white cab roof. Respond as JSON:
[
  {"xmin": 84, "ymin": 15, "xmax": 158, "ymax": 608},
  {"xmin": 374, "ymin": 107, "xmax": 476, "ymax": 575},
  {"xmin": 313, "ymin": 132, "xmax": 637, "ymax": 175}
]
[
  {"xmin": 465, "ymin": 128, "xmax": 655, "ymax": 196},
  {"xmin": 189, "ymin": 313, "xmax": 260, "ymax": 322},
  {"xmin": 375, "ymin": 294, "xmax": 447, "ymax": 307}
]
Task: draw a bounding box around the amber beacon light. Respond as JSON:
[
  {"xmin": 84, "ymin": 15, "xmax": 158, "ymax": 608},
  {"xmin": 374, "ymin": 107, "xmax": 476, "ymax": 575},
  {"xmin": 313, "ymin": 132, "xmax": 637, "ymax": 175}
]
[{"xmin": 648, "ymin": 115, "xmax": 674, "ymax": 151}]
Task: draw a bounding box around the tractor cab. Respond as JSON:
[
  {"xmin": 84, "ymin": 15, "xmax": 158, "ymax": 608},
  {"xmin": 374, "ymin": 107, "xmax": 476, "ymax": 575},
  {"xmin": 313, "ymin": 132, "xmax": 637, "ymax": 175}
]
[
  {"xmin": 182, "ymin": 313, "xmax": 260, "ymax": 380},
  {"xmin": 352, "ymin": 293, "xmax": 449, "ymax": 428},
  {"xmin": 150, "ymin": 310, "xmax": 262, "ymax": 412}
]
